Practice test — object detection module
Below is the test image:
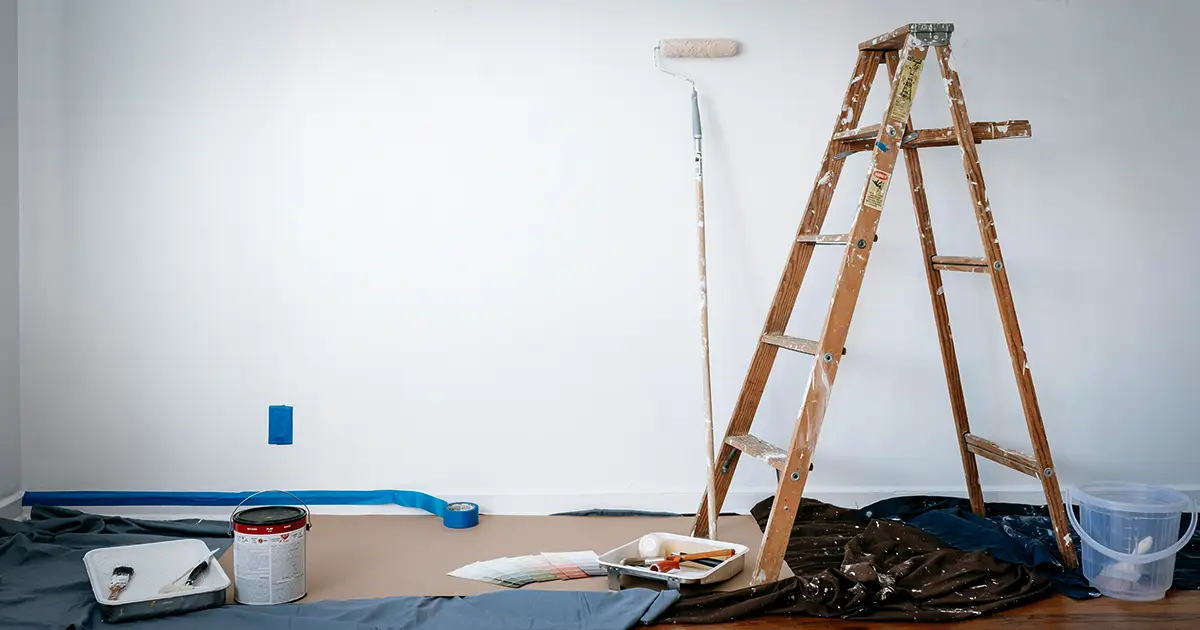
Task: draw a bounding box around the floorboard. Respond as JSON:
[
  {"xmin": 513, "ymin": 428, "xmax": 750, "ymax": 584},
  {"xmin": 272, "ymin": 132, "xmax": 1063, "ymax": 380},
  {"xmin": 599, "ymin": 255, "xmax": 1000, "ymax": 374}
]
[{"xmin": 682, "ymin": 590, "xmax": 1200, "ymax": 629}]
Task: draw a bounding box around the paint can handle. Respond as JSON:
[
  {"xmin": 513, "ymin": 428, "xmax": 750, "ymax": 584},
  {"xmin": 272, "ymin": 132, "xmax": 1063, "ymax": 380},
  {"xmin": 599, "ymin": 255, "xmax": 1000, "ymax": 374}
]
[{"xmin": 228, "ymin": 490, "xmax": 313, "ymax": 536}]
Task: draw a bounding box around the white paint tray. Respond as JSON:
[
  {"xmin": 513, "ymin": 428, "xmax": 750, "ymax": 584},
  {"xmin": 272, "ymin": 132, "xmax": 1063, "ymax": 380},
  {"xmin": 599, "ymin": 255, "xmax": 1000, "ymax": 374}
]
[
  {"xmin": 83, "ymin": 539, "xmax": 229, "ymax": 623},
  {"xmin": 597, "ymin": 532, "xmax": 748, "ymax": 590}
]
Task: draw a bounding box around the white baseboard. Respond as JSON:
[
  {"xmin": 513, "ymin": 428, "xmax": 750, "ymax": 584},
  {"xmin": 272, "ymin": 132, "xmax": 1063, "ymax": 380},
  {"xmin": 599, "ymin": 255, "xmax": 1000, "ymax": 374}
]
[
  {"xmin": 0, "ymin": 491, "xmax": 23, "ymax": 520},
  {"xmin": 26, "ymin": 484, "xmax": 1194, "ymax": 522}
]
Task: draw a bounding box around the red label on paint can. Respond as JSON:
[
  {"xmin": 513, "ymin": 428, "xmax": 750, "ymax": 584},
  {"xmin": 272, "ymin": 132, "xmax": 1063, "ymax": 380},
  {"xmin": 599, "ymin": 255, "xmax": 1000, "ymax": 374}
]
[{"xmin": 233, "ymin": 516, "xmax": 307, "ymax": 536}]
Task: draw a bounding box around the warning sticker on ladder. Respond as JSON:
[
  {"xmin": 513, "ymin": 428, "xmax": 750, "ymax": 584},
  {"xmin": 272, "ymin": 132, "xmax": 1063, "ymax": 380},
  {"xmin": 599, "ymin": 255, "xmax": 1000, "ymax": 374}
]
[
  {"xmin": 889, "ymin": 56, "xmax": 923, "ymax": 123},
  {"xmin": 864, "ymin": 170, "xmax": 890, "ymax": 210}
]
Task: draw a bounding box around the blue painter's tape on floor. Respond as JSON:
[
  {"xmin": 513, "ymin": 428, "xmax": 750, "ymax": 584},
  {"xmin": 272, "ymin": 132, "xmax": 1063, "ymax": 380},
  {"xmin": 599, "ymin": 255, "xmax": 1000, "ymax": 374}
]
[
  {"xmin": 21, "ymin": 490, "xmax": 480, "ymax": 529},
  {"xmin": 268, "ymin": 405, "xmax": 293, "ymax": 444}
]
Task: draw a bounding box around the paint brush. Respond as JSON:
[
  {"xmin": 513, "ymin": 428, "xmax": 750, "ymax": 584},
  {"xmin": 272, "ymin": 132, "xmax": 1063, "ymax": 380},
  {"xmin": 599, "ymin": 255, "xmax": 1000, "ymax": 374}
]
[
  {"xmin": 648, "ymin": 549, "xmax": 735, "ymax": 573},
  {"xmin": 108, "ymin": 566, "xmax": 134, "ymax": 600},
  {"xmin": 621, "ymin": 548, "xmax": 735, "ymax": 573},
  {"xmin": 159, "ymin": 549, "xmax": 218, "ymax": 594}
]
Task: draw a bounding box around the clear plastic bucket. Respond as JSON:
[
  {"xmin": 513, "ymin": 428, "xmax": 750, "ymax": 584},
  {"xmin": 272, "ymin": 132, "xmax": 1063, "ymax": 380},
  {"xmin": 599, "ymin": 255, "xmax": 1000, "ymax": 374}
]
[{"xmin": 1067, "ymin": 482, "xmax": 1197, "ymax": 601}]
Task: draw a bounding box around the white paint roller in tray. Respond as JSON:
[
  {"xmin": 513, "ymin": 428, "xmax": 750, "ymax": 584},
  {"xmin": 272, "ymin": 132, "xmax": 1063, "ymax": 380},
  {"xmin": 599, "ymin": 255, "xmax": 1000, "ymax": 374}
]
[{"xmin": 654, "ymin": 38, "xmax": 739, "ymax": 542}]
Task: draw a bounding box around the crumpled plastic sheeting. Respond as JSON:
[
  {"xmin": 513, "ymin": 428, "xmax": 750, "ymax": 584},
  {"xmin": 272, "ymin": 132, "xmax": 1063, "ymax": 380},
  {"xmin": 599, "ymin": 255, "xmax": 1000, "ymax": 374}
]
[
  {"xmin": 659, "ymin": 497, "xmax": 1052, "ymax": 624},
  {"xmin": 861, "ymin": 495, "xmax": 1199, "ymax": 599}
]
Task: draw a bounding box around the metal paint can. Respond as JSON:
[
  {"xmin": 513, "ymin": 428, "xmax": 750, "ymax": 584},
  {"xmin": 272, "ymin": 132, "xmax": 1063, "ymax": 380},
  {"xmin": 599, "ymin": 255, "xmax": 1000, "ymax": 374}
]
[{"xmin": 231, "ymin": 491, "xmax": 311, "ymax": 605}]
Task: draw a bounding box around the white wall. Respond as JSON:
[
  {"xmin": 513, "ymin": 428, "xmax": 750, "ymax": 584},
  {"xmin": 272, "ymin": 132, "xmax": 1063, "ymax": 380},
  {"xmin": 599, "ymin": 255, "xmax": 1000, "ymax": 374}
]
[
  {"xmin": 0, "ymin": 0, "xmax": 20, "ymax": 517},
  {"xmin": 17, "ymin": 0, "xmax": 1200, "ymax": 514}
]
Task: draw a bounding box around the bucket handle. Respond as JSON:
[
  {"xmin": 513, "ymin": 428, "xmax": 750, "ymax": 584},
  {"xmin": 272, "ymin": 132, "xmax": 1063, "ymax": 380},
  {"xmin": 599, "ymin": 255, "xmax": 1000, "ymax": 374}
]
[
  {"xmin": 1065, "ymin": 487, "xmax": 1198, "ymax": 565},
  {"xmin": 228, "ymin": 490, "xmax": 313, "ymax": 536}
]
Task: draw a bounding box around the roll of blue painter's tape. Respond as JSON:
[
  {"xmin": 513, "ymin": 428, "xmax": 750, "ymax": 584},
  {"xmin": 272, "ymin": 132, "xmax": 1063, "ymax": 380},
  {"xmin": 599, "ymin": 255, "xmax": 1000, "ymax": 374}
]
[{"xmin": 442, "ymin": 502, "xmax": 480, "ymax": 529}]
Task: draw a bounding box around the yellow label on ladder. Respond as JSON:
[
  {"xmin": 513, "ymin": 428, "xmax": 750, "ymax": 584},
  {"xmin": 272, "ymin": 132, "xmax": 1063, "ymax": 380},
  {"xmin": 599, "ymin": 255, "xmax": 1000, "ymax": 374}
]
[
  {"xmin": 864, "ymin": 169, "xmax": 890, "ymax": 210},
  {"xmin": 888, "ymin": 56, "xmax": 923, "ymax": 123}
]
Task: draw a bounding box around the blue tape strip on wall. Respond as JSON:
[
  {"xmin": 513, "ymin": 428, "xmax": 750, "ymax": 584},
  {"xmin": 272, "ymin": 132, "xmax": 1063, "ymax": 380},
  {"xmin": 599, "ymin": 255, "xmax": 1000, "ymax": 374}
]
[{"xmin": 21, "ymin": 490, "xmax": 480, "ymax": 529}]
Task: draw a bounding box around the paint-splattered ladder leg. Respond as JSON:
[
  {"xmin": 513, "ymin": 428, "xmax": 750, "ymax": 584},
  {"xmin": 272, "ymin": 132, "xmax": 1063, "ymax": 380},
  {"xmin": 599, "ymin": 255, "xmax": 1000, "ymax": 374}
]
[
  {"xmin": 750, "ymin": 40, "xmax": 931, "ymax": 585},
  {"xmin": 935, "ymin": 44, "xmax": 1078, "ymax": 569},
  {"xmin": 692, "ymin": 50, "xmax": 884, "ymax": 539},
  {"xmin": 885, "ymin": 51, "xmax": 986, "ymax": 518}
]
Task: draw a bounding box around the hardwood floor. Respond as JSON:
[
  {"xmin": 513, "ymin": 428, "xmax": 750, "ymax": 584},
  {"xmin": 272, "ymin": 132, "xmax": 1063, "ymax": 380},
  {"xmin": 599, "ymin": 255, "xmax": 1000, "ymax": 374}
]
[{"xmin": 679, "ymin": 590, "xmax": 1200, "ymax": 629}]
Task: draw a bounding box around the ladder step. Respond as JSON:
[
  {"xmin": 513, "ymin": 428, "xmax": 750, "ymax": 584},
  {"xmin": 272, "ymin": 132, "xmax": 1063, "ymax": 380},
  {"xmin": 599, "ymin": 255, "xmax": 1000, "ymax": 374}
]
[
  {"xmin": 761, "ymin": 333, "xmax": 847, "ymax": 357},
  {"xmin": 726, "ymin": 434, "xmax": 788, "ymax": 471},
  {"xmin": 762, "ymin": 333, "xmax": 818, "ymax": 355},
  {"xmin": 831, "ymin": 124, "xmax": 882, "ymax": 143},
  {"xmin": 797, "ymin": 233, "xmax": 878, "ymax": 245},
  {"xmin": 963, "ymin": 433, "xmax": 1040, "ymax": 478},
  {"xmin": 797, "ymin": 233, "xmax": 847, "ymax": 245},
  {"xmin": 904, "ymin": 120, "xmax": 1031, "ymax": 148},
  {"xmin": 931, "ymin": 255, "xmax": 989, "ymax": 273},
  {"xmin": 833, "ymin": 120, "xmax": 1031, "ymax": 160}
]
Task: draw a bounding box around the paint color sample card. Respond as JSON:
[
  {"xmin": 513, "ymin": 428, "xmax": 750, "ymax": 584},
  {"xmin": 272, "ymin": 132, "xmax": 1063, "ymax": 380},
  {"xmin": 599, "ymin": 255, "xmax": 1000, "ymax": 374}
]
[
  {"xmin": 448, "ymin": 551, "xmax": 604, "ymax": 588},
  {"xmin": 542, "ymin": 552, "xmax": 589, "ymax": 579}
]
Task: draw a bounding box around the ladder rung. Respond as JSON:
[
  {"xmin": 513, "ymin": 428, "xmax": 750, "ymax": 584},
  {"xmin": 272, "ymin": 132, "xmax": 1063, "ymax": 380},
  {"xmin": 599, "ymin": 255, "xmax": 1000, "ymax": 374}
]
[
  {"xmin": 833, "ymin": 120, "xmax": 1031, "ymax": 160},
  {"xmin": 797, "ymin": 233, "xmax": 847, "ymax": 245},
  {"xmin": 762, "ymin": 333, "xmax": 818, "ymax": 355},
  {"xmin": 931, "ymin": 256, "xmax": 988, "ymax": 273},
  {"xmin": 797, "ymin": 233, "xmax": 878, "ymax": 245},
  {"xmin": 831, "ymin": 124, "xmax": 881, "ymax": 143},
  {"xmin": 963, "ymin": 433, "xmax": 1040, "ymax": 478},
  {"xmin": 904, "ymin": 120, "xmax": 1031, "ymax": 148},
  {"xmin": 761, "ymin": 333, "xmax": 847, "ymax": 357},
  {"xmin": 726, "ymin": 434, "xmax": 788, "ymax": 471}
]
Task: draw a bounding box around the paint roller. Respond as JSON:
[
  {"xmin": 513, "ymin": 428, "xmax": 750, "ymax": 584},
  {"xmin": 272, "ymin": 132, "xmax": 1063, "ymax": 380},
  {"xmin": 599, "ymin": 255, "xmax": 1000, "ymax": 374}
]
[
  {"xmin": 654, "ymin": 38, "xmax": 739, "ymax": 542},
  {"xmin": 654, "ymin": 39, "xmax": 740, "ymax": 143},
  {"xmin": 658, "ymin": 38, "xmax": 739, "ymax": 60}
]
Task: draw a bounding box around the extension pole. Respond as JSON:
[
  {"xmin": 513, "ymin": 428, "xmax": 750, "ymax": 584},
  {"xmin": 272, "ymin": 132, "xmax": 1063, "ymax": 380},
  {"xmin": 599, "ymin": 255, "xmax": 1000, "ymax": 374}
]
[
  {"xmin": 692, "ymin": 87, "xmax": 718, "ymax": 541},
  {"xmin": 653, "ymin": 37, "xmax": 738, "ymax": 542}
]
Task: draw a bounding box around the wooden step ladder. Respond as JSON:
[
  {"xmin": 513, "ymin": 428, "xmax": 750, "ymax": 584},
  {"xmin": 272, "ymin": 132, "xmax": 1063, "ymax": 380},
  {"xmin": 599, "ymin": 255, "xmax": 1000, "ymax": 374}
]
[{"xmin": 691, "ymin": 23, "xmax": 1078, "ymax": 585}]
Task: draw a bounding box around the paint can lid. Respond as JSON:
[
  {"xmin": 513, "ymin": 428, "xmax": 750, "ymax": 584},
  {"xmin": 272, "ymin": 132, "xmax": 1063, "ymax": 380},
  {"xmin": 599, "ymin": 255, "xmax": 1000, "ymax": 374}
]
[{"xmin": 233, "ymin": 505, "xmax": 306, "ymax": 526}]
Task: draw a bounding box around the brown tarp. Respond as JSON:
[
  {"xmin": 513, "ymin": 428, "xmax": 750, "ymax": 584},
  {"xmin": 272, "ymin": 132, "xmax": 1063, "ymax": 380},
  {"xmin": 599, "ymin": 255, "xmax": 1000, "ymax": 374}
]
[
  {"xmin": 658, "ymin": 497, "xmax": 1053, "ymax": 623},
  {"xmin": 214, "ymin": 512, "xmax": 790, "ymax": 599}
]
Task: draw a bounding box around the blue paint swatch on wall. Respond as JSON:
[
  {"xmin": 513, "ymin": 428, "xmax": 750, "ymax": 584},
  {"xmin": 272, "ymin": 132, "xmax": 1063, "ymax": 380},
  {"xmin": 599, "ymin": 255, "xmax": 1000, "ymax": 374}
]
[{"xmin": 269, "ymin": 405, "xmax": 293, "ymax": 445}]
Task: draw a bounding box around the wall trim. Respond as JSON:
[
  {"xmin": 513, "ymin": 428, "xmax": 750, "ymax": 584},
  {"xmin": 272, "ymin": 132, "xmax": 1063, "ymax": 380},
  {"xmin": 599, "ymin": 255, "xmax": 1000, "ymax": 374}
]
[{"xmin": 0, "ymin": 490, "xmax": 24, "ymax": 520}]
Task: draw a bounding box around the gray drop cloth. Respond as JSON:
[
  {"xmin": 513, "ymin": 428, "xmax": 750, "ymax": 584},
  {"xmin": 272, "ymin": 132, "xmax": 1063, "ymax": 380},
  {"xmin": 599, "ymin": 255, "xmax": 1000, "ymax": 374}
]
[
  {"xmin": 0, "ymin": 507, "xmax": 235, "ymax": 630},
  {"xmin": 0, "ymin": 507, "xmax": 677, "ymax": 630},
  {"xmin": 107, "ymin": 591, "xmax": 676, "ymax": 630}
]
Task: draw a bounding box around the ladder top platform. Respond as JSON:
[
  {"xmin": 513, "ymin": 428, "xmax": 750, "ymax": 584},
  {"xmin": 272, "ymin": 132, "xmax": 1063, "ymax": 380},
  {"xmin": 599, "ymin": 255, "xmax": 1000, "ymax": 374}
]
[{"xmin": 860, "ymin": 23, "xmax": 955, "ymax": 50}]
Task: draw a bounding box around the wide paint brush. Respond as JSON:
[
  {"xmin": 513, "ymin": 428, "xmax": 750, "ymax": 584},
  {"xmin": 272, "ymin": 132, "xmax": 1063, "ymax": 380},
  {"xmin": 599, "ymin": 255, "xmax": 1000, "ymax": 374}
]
[{"xmin": 108, "ymin": 566, "xmax": 134, "ymax": 600}]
